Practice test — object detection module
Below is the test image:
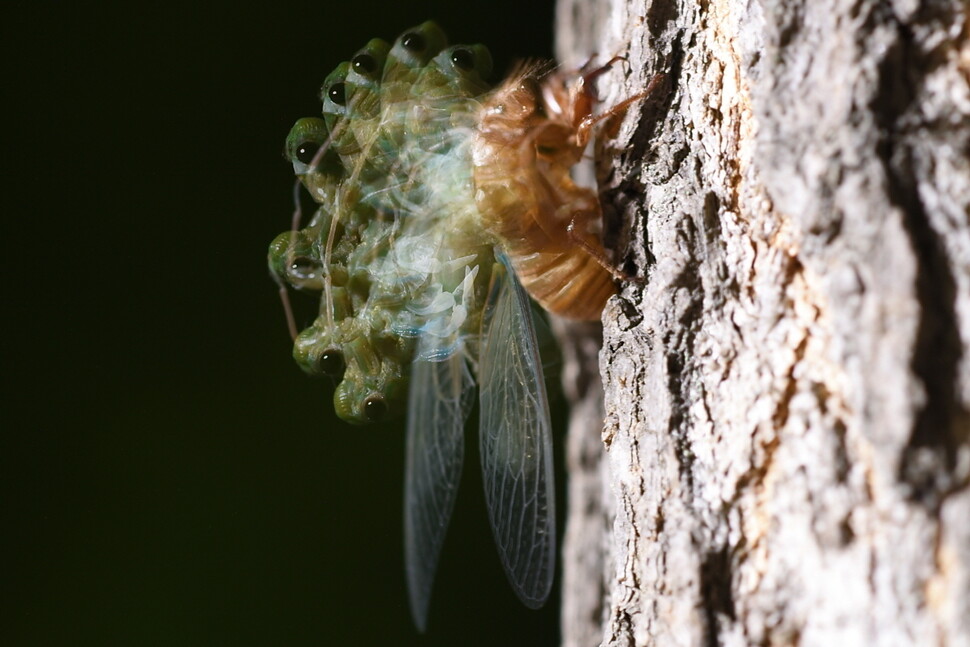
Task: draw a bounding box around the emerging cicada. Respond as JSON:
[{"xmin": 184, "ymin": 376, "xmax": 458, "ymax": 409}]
[{"xmin": 268, "ymin": 21, "xmax": 641, "ymax": 630}]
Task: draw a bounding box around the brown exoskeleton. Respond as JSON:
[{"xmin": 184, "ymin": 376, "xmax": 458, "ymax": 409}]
[{"xmin": 472, "ymin": 59, "xmax": 660, "ymax": 320}]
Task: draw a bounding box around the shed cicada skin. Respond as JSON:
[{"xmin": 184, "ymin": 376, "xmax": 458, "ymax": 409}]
[
  {"xmin": 268, "ymin": 20, "xmax": 637, "ymax": 631},
  {"xmin": 471, "ymin": 61, "xmax": 646, "ymax": 321}
]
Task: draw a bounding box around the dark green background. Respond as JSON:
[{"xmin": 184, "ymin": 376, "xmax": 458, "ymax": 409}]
[{"xmin": 5, "ymin": 1, "xmax": 564, "ymax": 645}]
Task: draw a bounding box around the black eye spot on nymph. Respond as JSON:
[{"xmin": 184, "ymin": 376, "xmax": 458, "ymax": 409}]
[
  {"xmin": 328, "ymin": 82, "xmax": 346, "ymax": 105},
  {"xmin": 451, "ymin": 48, "xmax": 474, "ymax": 71},
  {"xmin": 352, "ymin": 53, "xmax": 378, "ymax": 77},
  {"xmin": 290, "ymin": 256, "xmax": 321, "ymax": 280},
  {"xmin": 317, "ymin": 349, "xmax": 346, "ymax": 377},
  {"xmin": 401, "ymin": 32, "xmax": 426, "ymax": 53},
  {"xmin": 363, "ymin": 395, "xmax": 387, "ymax": 422},
  {"xmin": 295, "ymin": 141, "xmax": 320, "ymax": 164}
]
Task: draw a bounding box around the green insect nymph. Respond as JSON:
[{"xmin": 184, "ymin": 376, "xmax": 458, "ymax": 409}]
[{"xmin": 269, "ymin": 21, "xmax": 573, "ymax": 630}]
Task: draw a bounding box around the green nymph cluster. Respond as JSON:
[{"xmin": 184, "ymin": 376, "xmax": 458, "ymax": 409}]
[
  {"xmin": 268, "ymin": 23, "xmax": 557, "ymax": 628},
  {"xmin": 268, "ymin": 21, "xmax": 496, "ymax": 424}
]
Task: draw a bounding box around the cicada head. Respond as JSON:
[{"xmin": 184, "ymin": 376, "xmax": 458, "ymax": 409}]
[
  {"xmin": 401, "ymin": 44, "xmax": 493, "ymax": 155},
  {"xmin": 413, "ymin": 44, "xmax": 493, "ymax": 100},
  {"xmin": 291, "ymin": 307, "xmax": 413, "ymax": 425},
  {"xmin": 320, "ymin": 62, "xmax": 360, "ymax": 157},
  {"xmin": 345, "ymin": 38, "xmax": 391, "ymax": 121},
  {"xmin": 267, "ymin": 228, "xmax": 324, "ymax": 292},
  {"xmin": 292, "ymin": 302, "xmax": 355, "ymax": 375},
  {"xmin": 333, "ymin": 331, "xmax": 411, "ymax": 424},
  {"xmin": 374, "ymin": 21, "xmax": 449, "ymax": 157},
  {"xmin": 267, "ymin": 198, "xmax": 364, "ymax": 295},
  {"xmin": 381, "ymin": 21, "xmax": 448, "ymax": 101},
  {"xmin": 284, "ymin": 117, "xmax": 344, "ymax": 203}
]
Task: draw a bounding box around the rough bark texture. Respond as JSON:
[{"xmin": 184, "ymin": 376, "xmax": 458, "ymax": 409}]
[{"xmin": 555, "ymin": 1, "xmax": 970, "ymax": 646}]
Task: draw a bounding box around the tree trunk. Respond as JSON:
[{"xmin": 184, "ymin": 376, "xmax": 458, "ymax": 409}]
[{"xmin": 555, "ymin": 1, "xmax": 970, "ymax": 645}]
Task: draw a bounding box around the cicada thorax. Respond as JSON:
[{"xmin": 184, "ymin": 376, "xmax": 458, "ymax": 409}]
[{"xmin": 472, "ymin": 66, "xmax": 618, "ymax": 322}]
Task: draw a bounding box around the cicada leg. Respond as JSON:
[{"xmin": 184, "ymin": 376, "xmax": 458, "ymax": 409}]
[
  {"xmin": 276, "ymin": 177, "xmax": 309, "ymax": 341},
  {"xmin": 575, "ymin": 72, "xmax": 665, "ymax": 148},
  {"xmin": 562, "ymin": 70, "xmax": 666, "ymax": 284},
  {"xmin": 276, "ymin": 277, "xmax": 300, "ymax": 341},
  {"xmin": 564, "ymin": 215, "xmax": 642, "ymax": 283}
]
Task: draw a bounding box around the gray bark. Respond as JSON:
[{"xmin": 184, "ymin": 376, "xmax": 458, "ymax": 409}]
[{"xmin": 554, "ymin": 1, "xmax": 970, "ymax": 646}]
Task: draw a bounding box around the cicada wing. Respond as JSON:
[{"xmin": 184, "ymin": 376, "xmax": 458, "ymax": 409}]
[
  {"xmin": 478, "ymin": 254, "xmax": 555, "ymax": 608},
  {"xmin": 403, "ymin": 345, "xmax": 475, "ymax": 631}
]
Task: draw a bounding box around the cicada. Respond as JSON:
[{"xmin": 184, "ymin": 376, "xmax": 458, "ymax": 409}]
[{"xmin": 268, "ymin": 20, "xmax": 639, "ymax": 630}]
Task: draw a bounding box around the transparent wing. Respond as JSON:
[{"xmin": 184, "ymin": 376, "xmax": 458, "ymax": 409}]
[
  {"xmin": 403, "ymin": 344, "xmax": 475, "ymax": 631},
  {"xmin": 478, "ymin": 254, "xmax": 555, "ymax": 608}
]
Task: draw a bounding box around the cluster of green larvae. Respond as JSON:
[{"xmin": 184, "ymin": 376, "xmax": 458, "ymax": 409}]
[
  {"xmin": 268, "ymin": 21, "xmax": 557, "ymax": 630},
  {"xmin": 268, "ymin": 21, "xmax": 497, "ymax": 424}
]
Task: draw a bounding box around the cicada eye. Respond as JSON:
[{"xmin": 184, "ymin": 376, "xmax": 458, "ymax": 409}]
[
  {"xmin": 433, "ymin": 44, "xmax": 492, "ymax": 86},
  {"xmin": 327, "ymin": 81, "xmax": 347, "ymax": 106},
  {"xmin": 290, "ymin": 256, "xmax": 321, "ymax": 280},
  {"xmin": 317, "ymin": 349, "xmax": 346, "ymax": 378},
  {"xmin": 351, "ymin": 52, "xmax": 378, "ymax": 77},
  {"xmin": 401, "ymin": 31, "xmax": 426, "ymax": 53},
  {"xmin": 363, "ymin": 395, "xmax": 387, "ymax": 422},
  {"xmin": 284, "ymin": 117, "xmax": 328, "ymax": 168},
  {"xmin": 450, "ymin": 47, "xmax": 475, "ymax": 71},
  {"xmin": 384, "ymin": 22, "xmax": 446, "ymax": 84},
  {"xmin": 295, "ymin": 141, "xmax": 320, "ymax": 165},
  {"xmin": 320, "ymin": 62, "xmax": 350, "ymax": 107},
  {"xmin": 349, "ymin": 38, "xmax": 390, "ymax": 84}
]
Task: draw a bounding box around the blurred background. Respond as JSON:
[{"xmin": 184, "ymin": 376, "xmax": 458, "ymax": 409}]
[{"xmin": 4, "ymin": 1, "xmax": 564, "ymax": 645}]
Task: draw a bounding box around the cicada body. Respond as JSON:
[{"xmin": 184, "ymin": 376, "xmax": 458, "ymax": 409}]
[{"xmin": 268, "ymin": 20, "xmax": 634, "ymax": 630}]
